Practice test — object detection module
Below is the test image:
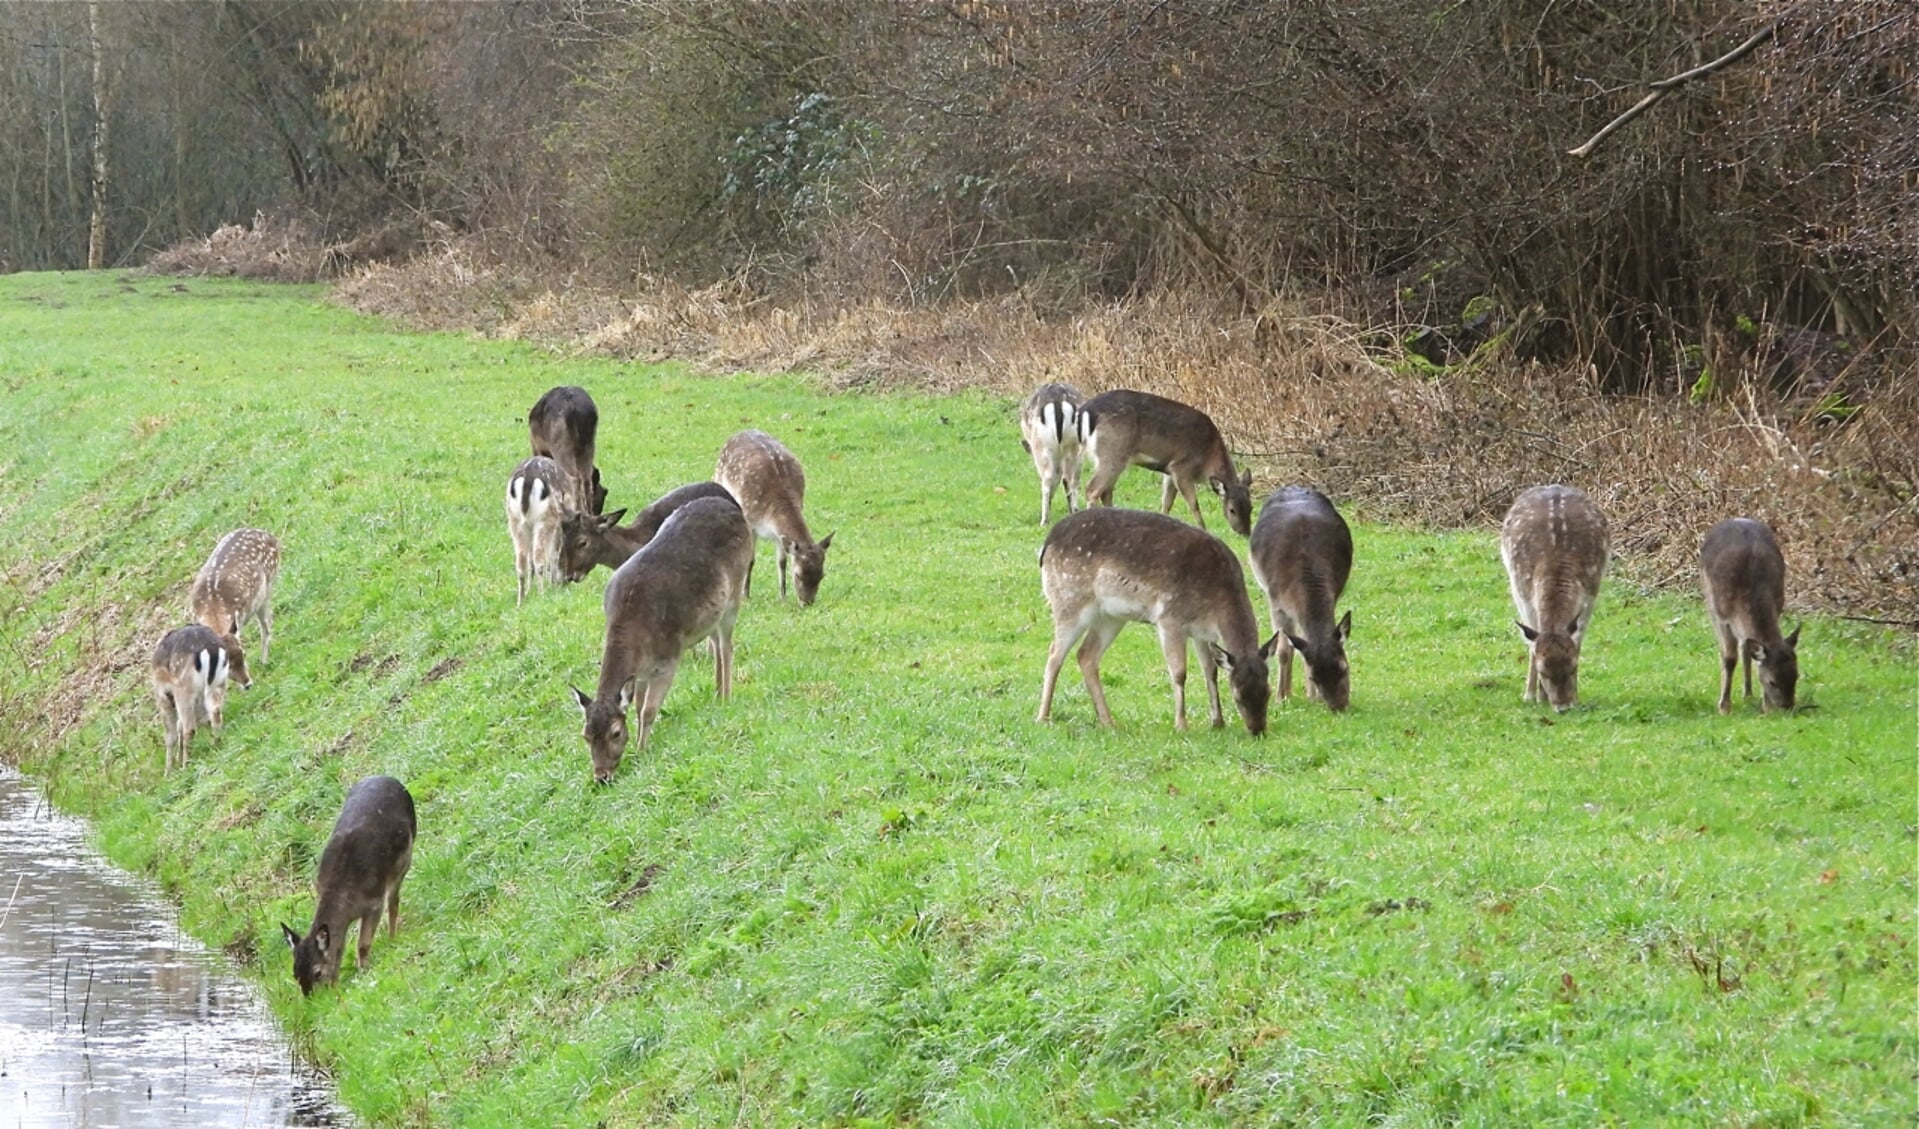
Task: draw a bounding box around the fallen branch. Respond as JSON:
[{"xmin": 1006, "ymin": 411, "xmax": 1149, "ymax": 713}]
[{"xmin": 1568, "ymin": 20, "xmax": 1783, "ymax": 158}]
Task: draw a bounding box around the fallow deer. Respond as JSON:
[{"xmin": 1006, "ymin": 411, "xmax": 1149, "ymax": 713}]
[
  {"xmin": 557, "ymin": 481, "xmax": 739, "ymax": 582},
  {"xmin": 189, "ymin": 527, "xmax": 279, "ymax": 668},
  {"xmin": 571, "ymin": 496, "xmax": 754, "ymax": 783},
  {"xmin": 1037, "ymin": 508, "xmax": 1277, "ymax": 733},
  {"xmin": 1700, "ymin": 517, "xmax": 1800, "ymax": 713},
  {"xmin": 1079, "ymin": 389, "xmax": 1254, "ymax": 536},
  {"xmin": 1018, "ymin": 382, "xmax": 1086, "ymax": 524},
  {"xmin": 1500, "ymin": 484, "xmax": 1610, "ymax": 711},
  {"xmin": 507, "ymin": 456, "xmax": 568, "ymax": 604},
  {"xmin": 281, "ymin": 775, "xmax": 416, "ymax": 995},
  {"xmin": 714, "ymin": 430, "xmax": 834, "ymax": 606},
  {"xmin": 529, "ymin": 385, "xmax": 608, "ymax": 515},
  {"xmin": 150, "ymin": 624, "xmax": 247, "ymax": 771},
  {"xmin": 1249, "ymin": 486, "xmax": 1354, "ymax": 711}
]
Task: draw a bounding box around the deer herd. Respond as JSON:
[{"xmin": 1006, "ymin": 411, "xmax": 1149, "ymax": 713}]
[{"xmin": 143, "ymin": 379, "xmax": 1803, "ymax": 994}]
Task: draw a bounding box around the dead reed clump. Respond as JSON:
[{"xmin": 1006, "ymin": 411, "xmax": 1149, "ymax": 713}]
[{"xmin": 147, "ymin": 208, "xmax": 332, "ymax": 283}]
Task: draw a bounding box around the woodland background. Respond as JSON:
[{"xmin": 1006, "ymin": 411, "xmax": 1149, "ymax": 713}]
[{"xmin": 2, "ymin": 1, "xmax": 1913, "ymax": 619}]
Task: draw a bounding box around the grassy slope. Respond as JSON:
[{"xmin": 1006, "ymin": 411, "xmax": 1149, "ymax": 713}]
[{"xmin": 0, "ymin": 272, "xmax": 1912, "ymax": 1127}]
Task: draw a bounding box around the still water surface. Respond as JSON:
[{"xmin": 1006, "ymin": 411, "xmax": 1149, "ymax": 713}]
[{"xmin": 0, "ymin": 768, "xmax": 346, "ymax": 1127}]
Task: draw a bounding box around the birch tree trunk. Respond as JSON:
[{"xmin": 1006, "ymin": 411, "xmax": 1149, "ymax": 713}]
[{"xmin": 86, "ymin": 0, "xmax": 109, "ymax": 269}]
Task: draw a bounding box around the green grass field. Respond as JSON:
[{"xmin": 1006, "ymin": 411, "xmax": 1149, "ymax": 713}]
[{"xmin": 1, "ymin": 271, "xmax": 1913, "ymax": 1127}]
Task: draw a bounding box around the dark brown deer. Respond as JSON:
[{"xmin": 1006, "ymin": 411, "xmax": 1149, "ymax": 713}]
[
  {"xmin": 1079, "ymin": 389, "xmax": 1253, "ymax": 536},
  {"xmin": 1700, "ymin": 517, "xmax": 1800, "ymax": 713},
  {"xmin": 714, "ymin": 430, "xmax": 834, "ymax": 606},
  {"xmin": 280, "ymin": 775, "xmax": 416, "ymax": 995},
  {"xmin": 150, "ymin": 624, "xmax": 247, "ymax": 771},
  {"xmin": 1249, "ymin": 487, "xmax": 1354, "ymax": 711},
  {"xmin": 1018, "ymin": 382, "xmax": 1085, "ymax": 524},
  {"xmin": 557, "ymin": 481, "xmax": 739, "ymax": 582},
  {"xmin": 1500, "ymin": 484, "xmax": 1610, "ymax": 711},
  {"xmin": 529, "ymin": 385, "xmax": 608, "ymax": 515},
  {"xmin": 571, "ymin": 496, "xmax": 754, "ymax": 783},
  {"xmin": 189, "ymin": 527, "xmax": 279, "ymax": 668},
  {"xmin": 506, "ymin": 456, "xmax": 568, "ymax": 605},
  {"xmin": 1038, "ymin": 508, "xmax": 1277, "ymax": 733}
]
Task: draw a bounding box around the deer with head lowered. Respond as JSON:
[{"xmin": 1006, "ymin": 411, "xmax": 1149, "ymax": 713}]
[
  {"xmin": 1700, "ymin": 517, "xmax": 1800, "ymax": 714},
  {"xmin": 714, "ymin": 430, "xmax": 834, "ymax": 606},
  {"xmin": 506, "ymin": 456, "xmax": 568, "ymax": 604},
  {"xmin": 557, "ymin": 481, "xmax": 739, "ymax": 582},
  {"xmin": 1079, "ymin": 389, "xmax": 1254, "ymax": 536},
  {"xmin": 529, "ymin": 385, "xmax": 608, "ymax": 515},
  {"xmin": 150, "ymin": 623, "xmax": 249, "ymax": 771},
  {"xmin": 281, "ymin": 775, "xmax": 416, "ymax": 995},
  {"xmin": 571, "ymin": 496, "xmax": 754, "ymax": 784},
  {"xmin": 1018, "ymin": 382, "xmax": 1085, "ymax": 524},
  {"xmin": 1500, "ymin": 484, "xmax": 1610, "ymax": 712},
  {"xmin": 1038, "ymin": 508, "xmax": 1277, "ymax": 734},
  {"xmin": 1249, "ymin": 487, "xmax": 1354, "ymax": 711},
  {"xmin": 189, "ymin": 527, "xmax": 279, "ymax": 667}
]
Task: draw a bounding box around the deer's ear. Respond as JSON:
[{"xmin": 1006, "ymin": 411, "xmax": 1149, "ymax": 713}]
[
  {"xmin": 313, "ymin": 924, "xmax": 330, "ymax": 950},
  {"xmin": 617, "ymin": 680, "xmax": 636, "ymax": 712},
  {"xmin": 1516, "ymin": 620, "xmax": 1540, "ymax": 642},
  {"xmin": 281, "ymin": 923, "xmax": 301, "ymax": 951},
  {"xmin": 1259, "ymin": 632, "xmax": 1281, "ymax": 660},
  {"xmin": 1209, "ymin": 478, "xmax": 1227, "ymax": 497},
  {"xmin": 1336, "ymin": 610, "xmax": 1353, "ymax": 642},
  {"xmin": 1210, "ymin": 642, "xmax": 1234, "ymax": 670},
  {"xmin": 818, "ymin": 532, "xmax": 835, "ymax": 552},
  {"xmin": 1240, "ymin": 467, "xmax": 1253, "ymax": 489},
  {"xmin": 571, "ymin": 685, "xmax": 593, "ymax": 714},
  {"xmin": 1785, "ymin": 624, "xmax": 1802, "ymax": 648},
  {"xmin": 599, "ymin": 508, "xmax": 627, "ymax": 529},
  {"xmin": 1286, "ymin": 633, "xmax": 1310, "ymax": 655}
]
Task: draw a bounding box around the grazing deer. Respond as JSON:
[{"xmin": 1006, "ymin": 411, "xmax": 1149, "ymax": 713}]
[
  {"xmin": 1500, "ymin": 484, "xmax": 1610, "ymax": 711},
  {"xmin": 1700, "ymin": 517, "xmax": 1800, "ymax": 714},
  {"xmin": 1249, "ymin": 487, "xmax": 1354, "ymax": 711},
  {"xmin": 150, "ymin": 624, "xmax": 248, "ymax": 771},
  {"xmin": 1037, "ymin": 508, "xmax": 1278, "ymax": 733},
  {"xmin": 571, "ymin": 496, "xmax": 754, "ymax": 783},
  {"xmin": 1079, "ymin": 389, "xmax": 1254, "ymax": 536},
  {"xmin": 281, "ymin": 775, "xmax": 416, "ymax": 995},
  {"xmin": 1018, "ymin": 382, "xmax": 1086, "ymax": 524},
  {"xmin": 529, "ymin": 385, "xmax": 608, "ymax": 515},
  {"xmin": 189, "ymin": 527, "xmax": 280, "ymax": 666},
  {"xmin": 714, "ymin": 430, "xmax": 835, "ymax": 606},
  {"xmin": 557, "ymin": 481, "xmax": 739, "ymax": 582},
  {"xmin": 506, "ymin": 456, "xmax": 568, "ymax": 604}
]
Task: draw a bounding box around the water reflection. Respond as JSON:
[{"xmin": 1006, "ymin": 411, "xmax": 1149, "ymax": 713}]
[{"xmin": 0, "ymin": 769, "xmax": 347, "ymax": 1128}]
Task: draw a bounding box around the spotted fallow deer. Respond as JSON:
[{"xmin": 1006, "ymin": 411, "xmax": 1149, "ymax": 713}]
[
  {"xmin": 1018, "ymin": 382, "xmax": 1086, "ymax": 525},
  {"xmin": 1038, "ymin": 508, "xmax": 1277, "ymax": 734},
  {"xmin": 571, "ymin": 496, "xmax": 754, "ymax": 783},
  {"xmin": 1500, "ymin": 484, "xmax": 1610, "ymax": 711},
  {"xmin": 281, "ymin": 775, "xmax": 416, "ymax": 995},
  {"xmin": 150, "ymin": 623, "xmax": 247, "ymax": 771},
  {"xmin": 1078, "ymin": 389, "xmax": 1254, "ymax": 536},
  {"xmin": 714, "ymin": 430, "xmax": 834, "ymax": 606},
  {"xmin": 506, "ymin": 456, "xmax": 568, "ymax": 604},
  {"xmin": 189, "ymin": 527, "xmax": 278, "ymax": 671},
  {"xmin": 529, "ymin": 385, "xmax": 608, "ymax": 515},
  {"xmin": 1700, "ymin": 517, "xmax": 1800, "ymax": 714},
  {"xmin": 1249, "ymin": 486, "xmax": 1354, "ymax": 711}
]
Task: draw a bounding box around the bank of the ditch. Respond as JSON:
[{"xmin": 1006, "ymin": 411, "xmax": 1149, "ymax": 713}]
[{"xmin": 0, "ymin": 271, "xmax": 1912, "ymax": 1126}]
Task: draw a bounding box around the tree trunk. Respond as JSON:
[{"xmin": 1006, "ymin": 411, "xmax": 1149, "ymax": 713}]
[{"xmin": 87, "ymin": 0, "xmax": 110, "ymax": 269}]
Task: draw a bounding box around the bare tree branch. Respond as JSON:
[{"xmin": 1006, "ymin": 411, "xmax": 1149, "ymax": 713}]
[{"xmin": 1567, "ymin": 19, "xmax": 1783, "ymax": 159}]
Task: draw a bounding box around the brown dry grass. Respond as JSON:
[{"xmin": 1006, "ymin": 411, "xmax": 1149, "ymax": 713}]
[{"xmin": 337, "ymin": 247, "xmax": 1917, "ymax": 625}]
